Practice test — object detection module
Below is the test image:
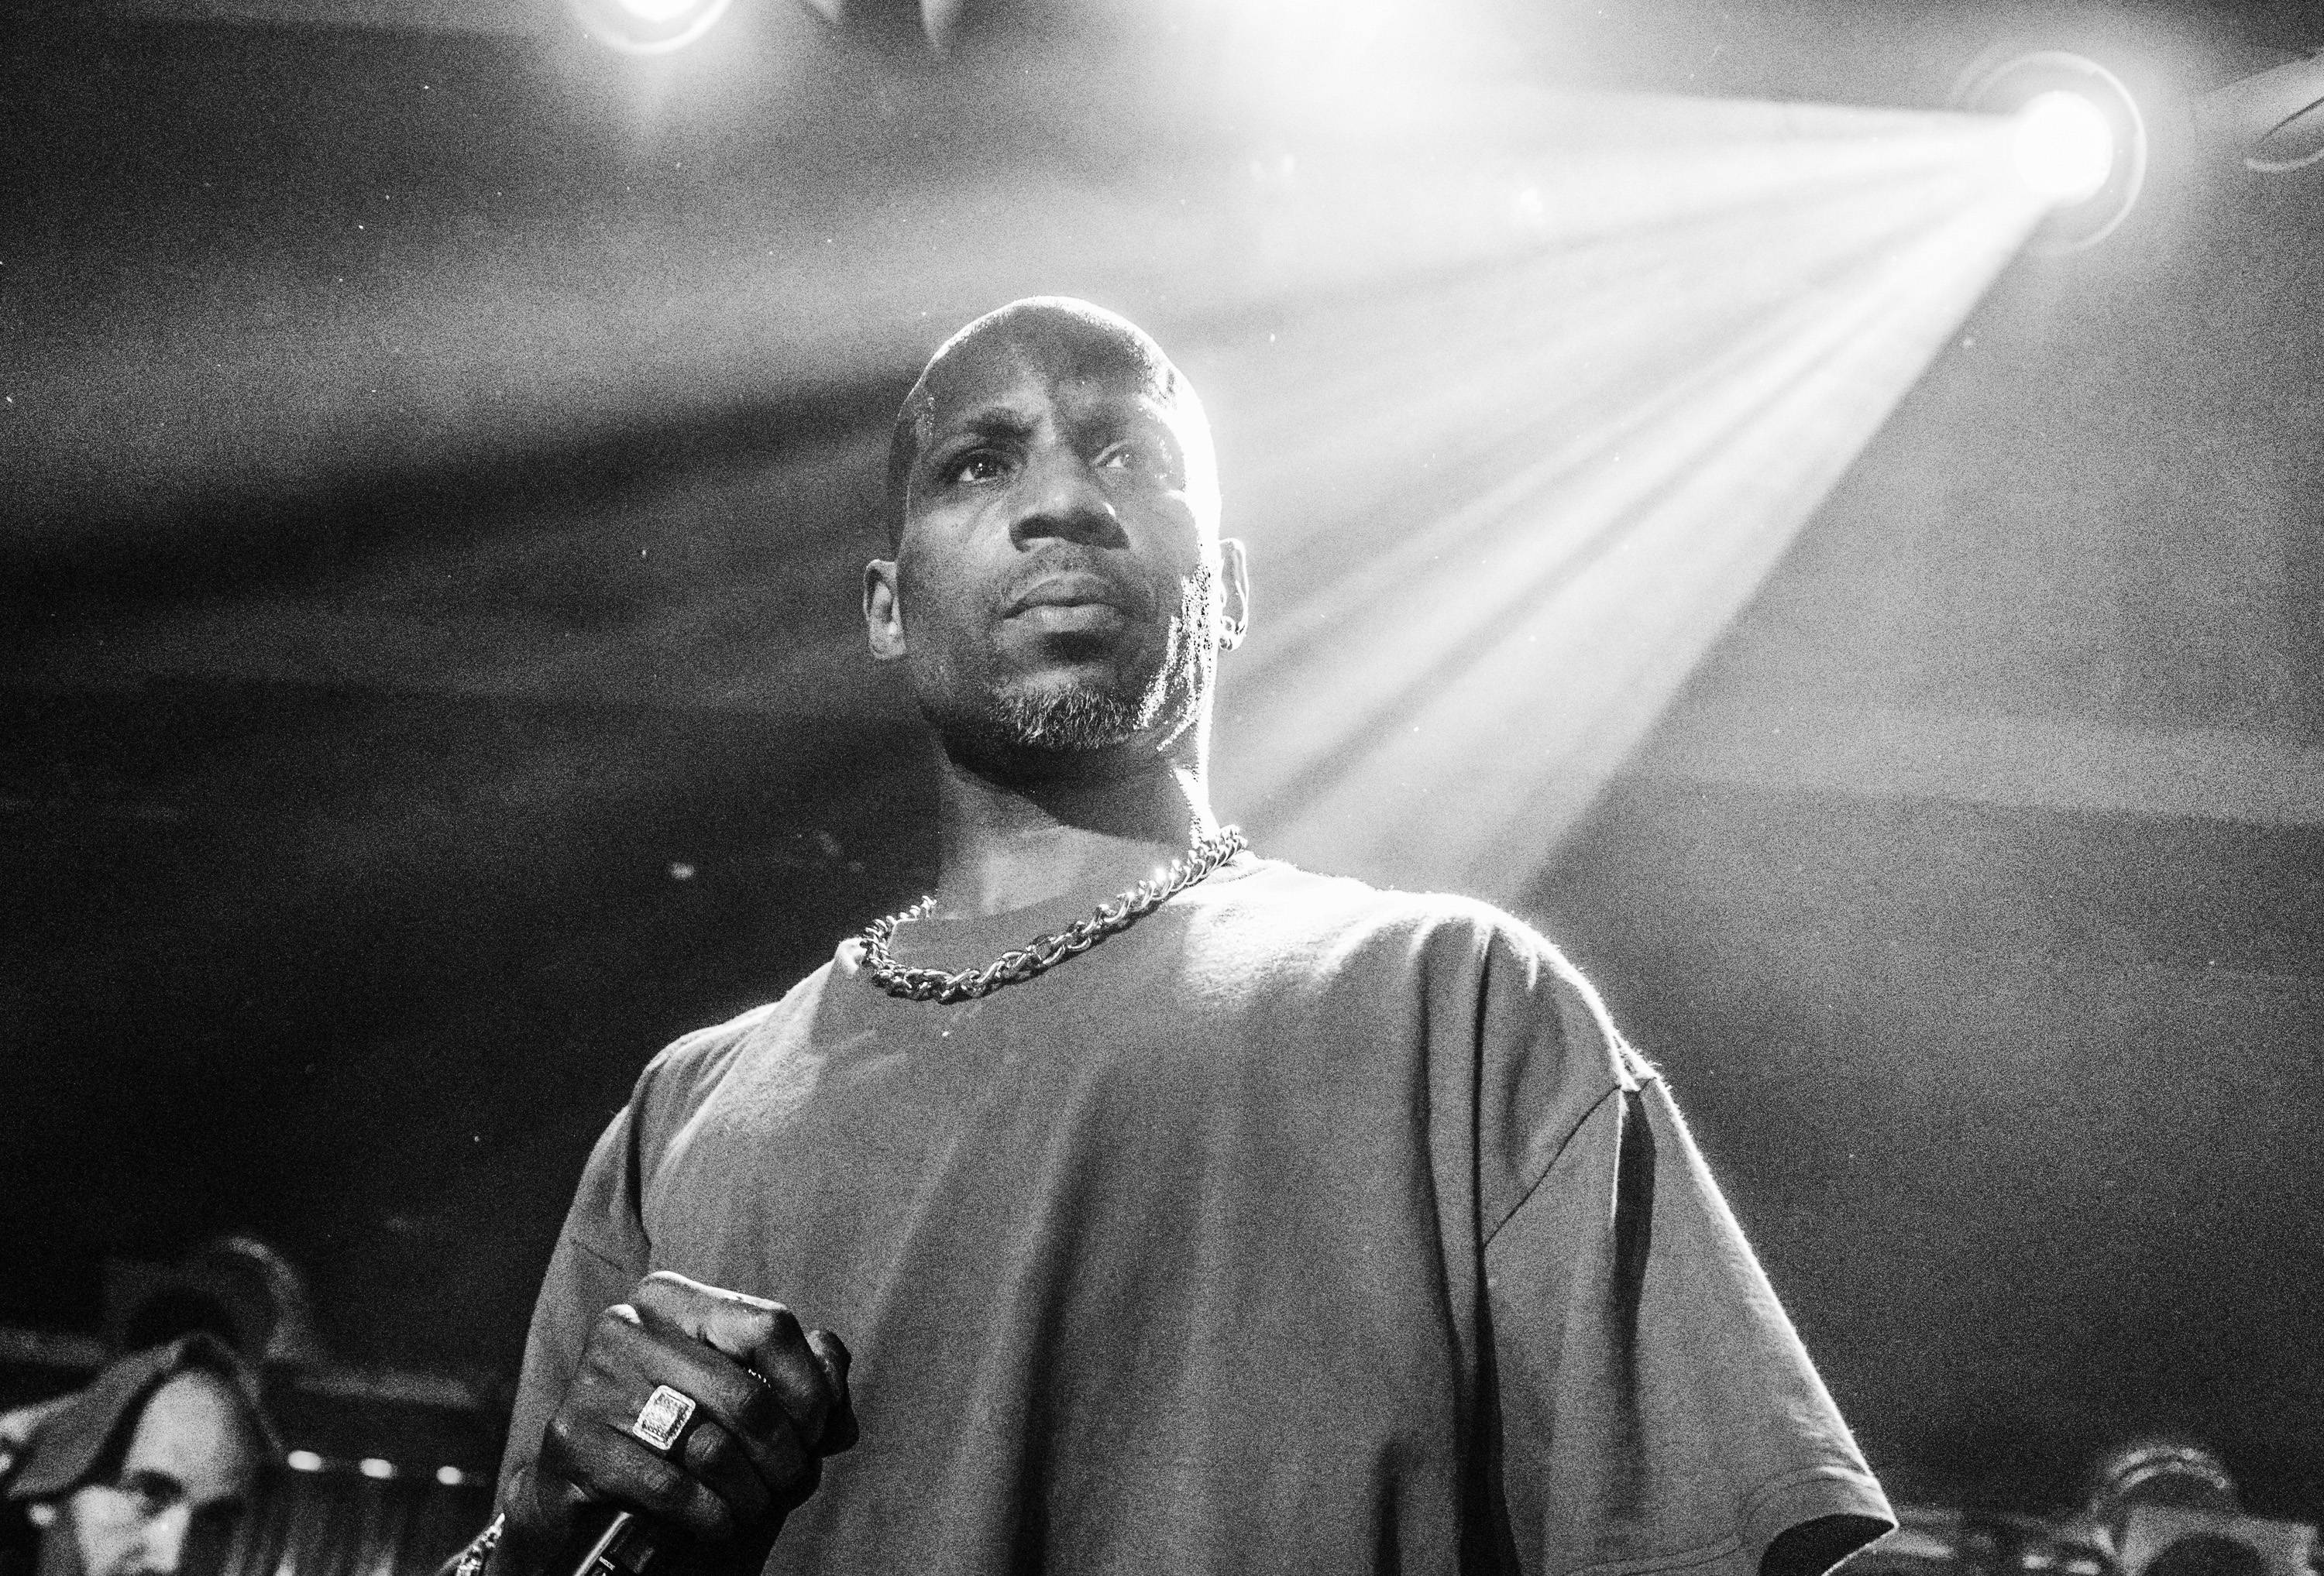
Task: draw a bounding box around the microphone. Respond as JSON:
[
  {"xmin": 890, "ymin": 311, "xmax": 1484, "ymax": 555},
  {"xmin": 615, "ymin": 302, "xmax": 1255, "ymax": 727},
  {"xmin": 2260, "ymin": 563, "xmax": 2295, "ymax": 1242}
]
[{"xmin": 565, "ymin": 1509, "xmax": 665, "ymax": 1576}]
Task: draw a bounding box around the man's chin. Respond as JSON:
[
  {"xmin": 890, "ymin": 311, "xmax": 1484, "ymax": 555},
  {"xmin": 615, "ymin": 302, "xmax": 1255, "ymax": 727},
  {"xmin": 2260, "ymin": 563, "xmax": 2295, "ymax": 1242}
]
[
  {"xmin": 988, "ymin": 681, "xmax": 1150, "ymax": 754},
  {"xmin": 920, "ymin": 671, "xmax": 1198, "ymax": 780}
]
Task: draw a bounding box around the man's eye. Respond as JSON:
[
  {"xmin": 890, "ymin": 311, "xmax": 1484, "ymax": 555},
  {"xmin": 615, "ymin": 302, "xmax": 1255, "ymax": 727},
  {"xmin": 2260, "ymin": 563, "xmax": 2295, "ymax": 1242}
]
[
  {"xmin": 191, "ymin": 1500, "xmax": 247, "ymax": 1535},
  {"xmin": 1096, "ymin": 443, "xmax": 1157, "ymax": 476},
  {"xmin": 114, "ymin": 1471, "xmax": 186, "ymax": 1519},
  {"xmin": 944, "ymin": 449, "xmax": 1009, "ymax": 484}
]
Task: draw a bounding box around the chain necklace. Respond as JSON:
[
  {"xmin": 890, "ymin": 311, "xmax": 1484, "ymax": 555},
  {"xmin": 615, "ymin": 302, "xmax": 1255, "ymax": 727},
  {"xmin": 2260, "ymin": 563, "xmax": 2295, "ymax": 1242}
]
[{"xmin": 857, "ymin": 825, "xmax": 1248, "ymax": 1004}]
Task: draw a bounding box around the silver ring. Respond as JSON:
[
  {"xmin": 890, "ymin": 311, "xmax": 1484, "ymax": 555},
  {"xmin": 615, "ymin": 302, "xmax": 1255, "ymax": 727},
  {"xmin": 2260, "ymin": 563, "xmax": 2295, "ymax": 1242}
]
[{"xmin": 628, "ymin": 1385, "xmax": 697, "ymax": 1454}]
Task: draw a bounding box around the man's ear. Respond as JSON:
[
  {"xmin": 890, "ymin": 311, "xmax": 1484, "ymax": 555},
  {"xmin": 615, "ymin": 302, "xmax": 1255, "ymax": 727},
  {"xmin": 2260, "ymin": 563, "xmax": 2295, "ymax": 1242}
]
[
  {"xmin": 864, "ymin": 560, "xmax": 907, "ymax": 661},
  {"xmin": 1217, "ymin": 538, "xmax": 1251, "ymax": 651}
]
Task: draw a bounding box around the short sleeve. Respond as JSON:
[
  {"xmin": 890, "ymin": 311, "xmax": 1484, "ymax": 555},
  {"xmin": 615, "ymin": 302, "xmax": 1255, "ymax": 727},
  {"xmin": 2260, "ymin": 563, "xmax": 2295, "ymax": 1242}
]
[
  {"xmin": 1483, "ymin": 1072, "xmax": 1893, "ymax": 1576},
  {"xmin": 493, "ymin": 1101, "xmax": 655, "ymax": 1512}
]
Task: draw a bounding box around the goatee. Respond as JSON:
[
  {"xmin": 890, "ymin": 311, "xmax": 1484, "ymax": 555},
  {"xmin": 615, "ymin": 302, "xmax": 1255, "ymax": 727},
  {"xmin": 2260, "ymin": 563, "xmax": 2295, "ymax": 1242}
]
[{"xmin": 946, "ymin": 561, "xmax": 1222, "ymax": 764}]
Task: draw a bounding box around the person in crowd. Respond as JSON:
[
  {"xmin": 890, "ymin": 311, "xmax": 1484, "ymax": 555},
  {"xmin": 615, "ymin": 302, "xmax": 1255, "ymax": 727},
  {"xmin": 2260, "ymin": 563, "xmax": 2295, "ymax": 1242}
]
[{"xmin": 0, "ymin": 1335, "xmax": 271, "ymax": 1576}]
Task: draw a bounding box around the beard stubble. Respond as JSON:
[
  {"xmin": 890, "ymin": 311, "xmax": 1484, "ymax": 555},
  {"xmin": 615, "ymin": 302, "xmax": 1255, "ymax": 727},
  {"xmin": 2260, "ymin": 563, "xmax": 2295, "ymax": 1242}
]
[{"xmin": 933, "ymin": 561, "xmax": 1222, "ymax": 765}]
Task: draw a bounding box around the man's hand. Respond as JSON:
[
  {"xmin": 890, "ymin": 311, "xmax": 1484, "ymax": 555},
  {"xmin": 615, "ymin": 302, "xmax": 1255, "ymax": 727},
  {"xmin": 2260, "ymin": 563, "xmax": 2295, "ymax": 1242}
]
[{"xmin": 498, "ymin": 1272, "xmax": 856, "ymax": 1573}]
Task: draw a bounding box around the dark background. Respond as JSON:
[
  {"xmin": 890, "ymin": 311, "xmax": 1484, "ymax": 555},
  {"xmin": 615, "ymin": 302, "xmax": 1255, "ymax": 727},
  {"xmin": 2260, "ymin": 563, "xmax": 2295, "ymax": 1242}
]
[{"xmin": 4, "ymin": 0, "xmax": 2319, "ymax": 1524}]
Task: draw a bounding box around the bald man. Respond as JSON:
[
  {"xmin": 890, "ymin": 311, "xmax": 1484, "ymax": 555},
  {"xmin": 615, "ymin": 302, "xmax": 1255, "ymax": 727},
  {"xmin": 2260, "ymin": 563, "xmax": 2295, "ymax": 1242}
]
[{"xmin": 469, "ymin": 299, "xmax": 1893, "ymax": 1576}]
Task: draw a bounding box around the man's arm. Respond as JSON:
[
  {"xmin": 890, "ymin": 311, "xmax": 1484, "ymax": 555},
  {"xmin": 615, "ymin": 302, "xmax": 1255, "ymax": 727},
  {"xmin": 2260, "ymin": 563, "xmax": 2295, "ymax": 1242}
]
[
  {"xmin": 480, "ymin": 1091, "xmax": 853, "ymax": 1576},
  {"xmin": 1482, "ymin": 1073, "xmax": 1893, "ymax": 1576}
]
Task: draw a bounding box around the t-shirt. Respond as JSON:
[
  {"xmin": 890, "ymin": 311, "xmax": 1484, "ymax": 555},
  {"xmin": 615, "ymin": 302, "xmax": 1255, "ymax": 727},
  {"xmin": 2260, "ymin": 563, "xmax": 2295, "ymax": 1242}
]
[{"xmin": 497, "ymin": 857, "xmax": 1892, "ymax": 1576}]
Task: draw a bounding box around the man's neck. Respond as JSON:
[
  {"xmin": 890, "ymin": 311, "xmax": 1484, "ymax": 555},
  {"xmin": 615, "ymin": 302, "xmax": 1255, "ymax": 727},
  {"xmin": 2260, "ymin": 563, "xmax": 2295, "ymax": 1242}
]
[{"xmin": 929, "ymin": 747, "xmax": 1219, "ymax": 920}]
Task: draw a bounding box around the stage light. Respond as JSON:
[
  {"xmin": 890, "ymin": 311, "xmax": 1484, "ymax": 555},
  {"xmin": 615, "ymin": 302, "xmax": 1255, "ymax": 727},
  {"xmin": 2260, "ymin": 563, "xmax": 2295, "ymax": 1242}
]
[
  {"xmin": 1952, "ymin": 50, "xmax": 2147, "ymax": 252},
  {"xmin": 566, "ymin": 0, "xmax": 960, "ymax": 54},
  {"xmin": 2012, "ymin": 91, "xmax": 2114, "ymax": 203},
  {"xmin": 2089, "ymin": 1440, "xmax": 2319, "ymax": 1576},
  {"xmin": 2196, "ymin": 49, "xmax": 2324, "ymax": 174},
  {"xmin": 568, "ymin": 0, "xmax": 736, "ymax": 55}
]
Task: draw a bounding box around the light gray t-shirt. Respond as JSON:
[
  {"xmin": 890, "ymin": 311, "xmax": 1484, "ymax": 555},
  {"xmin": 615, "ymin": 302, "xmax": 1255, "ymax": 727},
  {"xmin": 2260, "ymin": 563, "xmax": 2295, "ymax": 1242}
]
[{"xmin": 498, "ymin": 857, "xmax": 1891, "ymax": 1575}]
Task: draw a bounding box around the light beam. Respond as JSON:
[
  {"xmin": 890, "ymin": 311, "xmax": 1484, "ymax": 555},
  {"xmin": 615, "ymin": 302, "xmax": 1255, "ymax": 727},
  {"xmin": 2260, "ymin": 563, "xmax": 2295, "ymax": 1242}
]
[
  {"xmin": 9, "ymin": 61, "xmax": 2064, "ymax": 911},
  {"xmin": 1203, "ymin": 97, "xmax": 2047, "ymax": 899}
]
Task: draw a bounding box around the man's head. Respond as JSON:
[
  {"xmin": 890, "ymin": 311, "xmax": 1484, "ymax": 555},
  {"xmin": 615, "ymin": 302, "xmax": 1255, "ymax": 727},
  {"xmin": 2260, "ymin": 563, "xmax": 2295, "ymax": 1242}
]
[
  {"xmin": 6, "ymin": 1339, "xmax": 270, "ymax": 1576},
  {"xmin": 864, "ymin": 297, "xmax": 1248, "ymax": 781},
  {"xmin": 60, "ymin": 1368, "xmax": 262, "ymax": 1576}
]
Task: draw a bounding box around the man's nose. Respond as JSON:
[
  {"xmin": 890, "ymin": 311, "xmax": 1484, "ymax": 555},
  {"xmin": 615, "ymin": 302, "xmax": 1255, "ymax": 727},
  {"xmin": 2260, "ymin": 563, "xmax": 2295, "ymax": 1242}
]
[
  {"xmin": 135, "ymin": 1504, "xmax": 193, "ymax": 1574},
  {"xmin": 1007, "ymin": 447, "xmax": 1122, "ymax": 548}
]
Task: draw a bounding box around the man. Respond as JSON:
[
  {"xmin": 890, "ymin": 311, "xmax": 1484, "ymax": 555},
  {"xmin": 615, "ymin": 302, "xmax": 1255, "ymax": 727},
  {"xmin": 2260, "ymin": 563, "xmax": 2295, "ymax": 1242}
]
[
  {"xmin": 0, "ymin": 1335, "xmax": 270, "ymax": 1576},
  {"xmin": 470, "ymin": 297, "xmax": 1893, "ymax": 1575}
]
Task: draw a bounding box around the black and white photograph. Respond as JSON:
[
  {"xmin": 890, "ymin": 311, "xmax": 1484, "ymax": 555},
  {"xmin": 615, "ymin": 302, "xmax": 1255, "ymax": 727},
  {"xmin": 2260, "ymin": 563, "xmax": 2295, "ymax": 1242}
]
[{"xmin": 2, "ymin": 0, "xmax": 2319, "ymax": 1573}]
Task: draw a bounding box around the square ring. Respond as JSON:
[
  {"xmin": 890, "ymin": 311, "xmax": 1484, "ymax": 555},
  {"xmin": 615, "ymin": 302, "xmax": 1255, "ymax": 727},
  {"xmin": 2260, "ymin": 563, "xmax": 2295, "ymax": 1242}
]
[{"xmin": 630, "ymin": 1385, "xmax": 697, "ymax": 1454}]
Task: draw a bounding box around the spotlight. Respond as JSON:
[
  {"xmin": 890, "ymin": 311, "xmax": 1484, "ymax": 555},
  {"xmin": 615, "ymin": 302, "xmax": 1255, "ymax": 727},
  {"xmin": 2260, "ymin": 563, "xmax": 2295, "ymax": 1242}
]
[
  {"xmin": 568, "ymin": 0, "xmax": 737, "ymax": 55},
  {"xmin": 2013, "ymin": 90, "xmax": 2116, "ymax": 202},
  {"xmin": 1953, "ymin": 50, "xmax": 2148, "ymax": 252},
  {"xmin": 567, "ymin": 0, "xmax": 963, "ymax": 55}
]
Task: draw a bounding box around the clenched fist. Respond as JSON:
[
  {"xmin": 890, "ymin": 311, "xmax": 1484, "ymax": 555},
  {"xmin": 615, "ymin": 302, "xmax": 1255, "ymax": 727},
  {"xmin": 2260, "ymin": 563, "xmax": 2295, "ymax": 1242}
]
[{"xmin": 493, "ymin": 1272, "xmax": 856, "ymax": 1574}]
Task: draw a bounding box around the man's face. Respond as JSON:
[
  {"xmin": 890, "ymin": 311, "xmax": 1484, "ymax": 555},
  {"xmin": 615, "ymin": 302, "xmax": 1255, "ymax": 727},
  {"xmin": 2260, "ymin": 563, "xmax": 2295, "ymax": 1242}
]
[
  {"xmin": 865, "ymin": 309, "xmax": 1246, "ymax": 777},
  {"xmin": 64, "ymin": 1372, "xmax": 260, "ymax": 1576}
]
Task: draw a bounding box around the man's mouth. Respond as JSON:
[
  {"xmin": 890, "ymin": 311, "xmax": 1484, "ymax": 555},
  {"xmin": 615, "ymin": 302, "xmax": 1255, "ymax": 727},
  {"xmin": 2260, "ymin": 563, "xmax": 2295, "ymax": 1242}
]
[{"xmin": 1002, "ymin": 572, "xmax": 1139, "ymax": 618}]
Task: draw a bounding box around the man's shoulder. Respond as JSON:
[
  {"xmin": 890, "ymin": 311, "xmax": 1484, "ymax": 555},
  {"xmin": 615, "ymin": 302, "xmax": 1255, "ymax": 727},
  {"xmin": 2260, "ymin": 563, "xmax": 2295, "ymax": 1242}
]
[
  {"xmin": 631, "ymin": 961, "xmax": 837, "ymax": 1101},
  {"xmin": 1207, "ymin": 857, "xmax": 1582, "ymax": 972},
  {"xmin": 1215, "ymin": 859, "xmax": 1647, "ymax": 1082}
]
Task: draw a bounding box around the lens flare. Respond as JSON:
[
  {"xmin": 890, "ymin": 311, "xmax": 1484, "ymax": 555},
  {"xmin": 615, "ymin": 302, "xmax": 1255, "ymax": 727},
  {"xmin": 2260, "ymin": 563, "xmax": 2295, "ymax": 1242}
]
[
  {"xmin": 569, "ymin": 0, "xmax": 734, "ymax": 53},
  {"xmin": 2012, "ymin": 90, "xmax": 2116, "ymax": 203}
]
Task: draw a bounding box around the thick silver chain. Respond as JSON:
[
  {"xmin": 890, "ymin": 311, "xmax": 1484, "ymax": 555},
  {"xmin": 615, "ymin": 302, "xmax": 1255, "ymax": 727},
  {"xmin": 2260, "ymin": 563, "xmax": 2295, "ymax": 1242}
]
[{"xmin": 858, "ymin": 826, "xmax": 1248, "ymax": 1004}]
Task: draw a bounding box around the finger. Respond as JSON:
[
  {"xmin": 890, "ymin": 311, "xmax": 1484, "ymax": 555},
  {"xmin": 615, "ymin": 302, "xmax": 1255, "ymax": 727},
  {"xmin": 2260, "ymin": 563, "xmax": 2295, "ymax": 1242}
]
[
  {"xmin": 803, "ymin": 1329, "xmax": 858, "ymax": 1455},
  {"xmin": 625, "ymin": 1277, "xmax": 840, "ymax": 1451},
  {"xmin": 619, "ymin": 1299, "xmax": 823, "ymax": 1455},
  {"xmin": 575, "ymin": 1317, "xmax": 816, "ymax": 1499},
  {"xmin": 629, "ymin": 1272, "xmax": 782, "ymax": 1363},
  {"xmin": 731, "ymin": 1308, "xmax": 837, "ymax": 1453},
  {"xmin": 803, "ymin": 1327, "xmax": 849, "ymax": 1394},
  {"xmin": 539, "ymin": 1405, "xmax": 747, "ymax": 1547},
  {"xmin": 633, "ymin": 1276, "xmax": 823, "ymax": 1413},
  {"xmin": 672, "ymin": 1414, "xmax": 773, "ymax": 1532}
]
